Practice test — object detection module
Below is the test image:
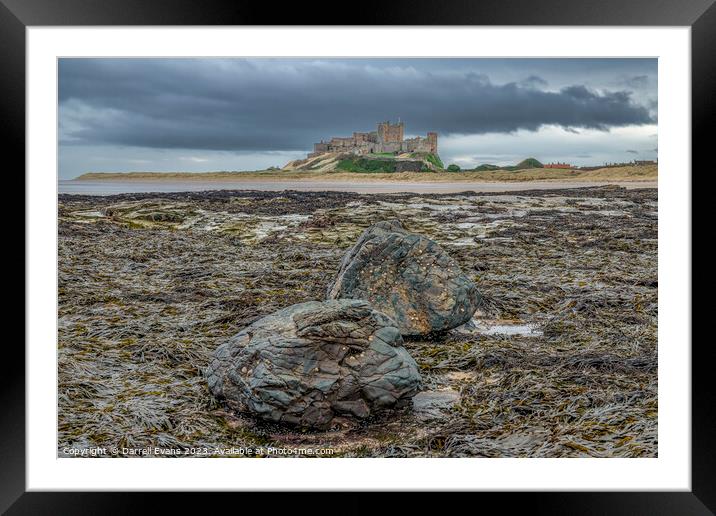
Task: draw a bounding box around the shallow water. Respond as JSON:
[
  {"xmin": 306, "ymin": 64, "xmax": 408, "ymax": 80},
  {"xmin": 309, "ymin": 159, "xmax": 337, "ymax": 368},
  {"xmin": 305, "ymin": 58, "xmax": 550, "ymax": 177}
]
[
  {"xmin": 59, "ymin": 179, "xmax": 657, "ymax": 196},
  {"xmin": 474, "ymin": 322, "xmax": 543, "ymax": 337},
  {"xmin": 457, "ymin": 318, "xmax": 544, "ymax": 337}
]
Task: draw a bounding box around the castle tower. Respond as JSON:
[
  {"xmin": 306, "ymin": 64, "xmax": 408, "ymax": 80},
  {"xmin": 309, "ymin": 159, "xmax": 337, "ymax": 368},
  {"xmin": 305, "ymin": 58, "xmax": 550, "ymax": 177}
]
[
  {"xmin": 427, "ymin": 132, "xmax": 438, "ymax": 154},
  {"xmin": 377, "ymin": 120, "xmax": 405, "ymax": 144}
]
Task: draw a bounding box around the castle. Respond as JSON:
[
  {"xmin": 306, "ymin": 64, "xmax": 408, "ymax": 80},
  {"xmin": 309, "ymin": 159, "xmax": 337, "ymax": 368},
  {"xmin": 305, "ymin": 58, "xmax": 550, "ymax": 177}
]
[{"xmin": 308, "ymin": 121, "xmax": 438, "ymax": 158}]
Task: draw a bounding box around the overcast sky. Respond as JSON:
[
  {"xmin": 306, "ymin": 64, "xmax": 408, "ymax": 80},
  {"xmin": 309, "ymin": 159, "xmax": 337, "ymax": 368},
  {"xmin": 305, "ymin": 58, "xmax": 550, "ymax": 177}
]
[{"xmin": 59, "ymin": 58, "xmax": 657, "ymax": 178}]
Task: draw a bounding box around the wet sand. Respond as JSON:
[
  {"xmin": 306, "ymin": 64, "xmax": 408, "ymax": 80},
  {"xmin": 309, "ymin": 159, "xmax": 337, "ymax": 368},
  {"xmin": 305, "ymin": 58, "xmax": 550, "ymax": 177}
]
[{"xmin": 59, "ymin": 179, "xmax": 657, "ymax": 195}]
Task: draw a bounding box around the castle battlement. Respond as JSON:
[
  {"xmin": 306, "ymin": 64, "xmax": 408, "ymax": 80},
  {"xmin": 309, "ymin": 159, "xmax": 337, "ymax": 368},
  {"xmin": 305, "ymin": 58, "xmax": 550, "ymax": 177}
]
[{"xmin": 308, "ymin": 121, "xmax": 437, "ymax": 158}]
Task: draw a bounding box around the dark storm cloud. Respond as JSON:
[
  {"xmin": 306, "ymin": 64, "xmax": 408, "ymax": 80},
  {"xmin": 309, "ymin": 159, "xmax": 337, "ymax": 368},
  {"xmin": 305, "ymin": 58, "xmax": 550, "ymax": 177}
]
[
  {"xmin": 623, "ymin": 75, "xmax": 650, "ymax": 88},
  {"xmin": 520, "ymin": 75, "xmax": 549, "ymax": 88},
  {"xmin": 59, "ymin": 58, "xmax": 655, "ymax": 152}
]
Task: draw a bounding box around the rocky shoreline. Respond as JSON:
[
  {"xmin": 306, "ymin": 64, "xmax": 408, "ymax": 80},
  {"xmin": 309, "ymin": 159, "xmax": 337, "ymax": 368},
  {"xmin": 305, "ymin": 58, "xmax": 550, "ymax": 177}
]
[{"xmin": 58, "ymin": 186, "xmax": 657, "ymax": 457}]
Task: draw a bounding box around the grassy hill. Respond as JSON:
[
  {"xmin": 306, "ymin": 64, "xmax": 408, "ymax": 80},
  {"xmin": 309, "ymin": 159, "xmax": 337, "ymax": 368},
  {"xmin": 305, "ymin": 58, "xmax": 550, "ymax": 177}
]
[
  {"xmin": 336, "ymin": 157, "xmax": 401, "ymax": 173},
  {"xmin": 470, "ymin": 157, "xmax": 544, "ymax": 172},
  {"xmin": 283, "ymin": 152, "xmax": 444, "ymax": 173},
  {"xmin": 515, "ymin": 157, "xmax": 544, "ymax": 169}
]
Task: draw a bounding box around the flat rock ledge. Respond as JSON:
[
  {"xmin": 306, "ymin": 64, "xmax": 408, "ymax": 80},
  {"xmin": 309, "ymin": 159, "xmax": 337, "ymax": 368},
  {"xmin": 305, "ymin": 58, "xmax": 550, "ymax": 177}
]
[
  {"xmin": 327, "ymin": 219, "xmax": 482, "ymax": 336},
  {"xmin": 206, "ymin": 299, "xmax": 421, "ymax": 430}
]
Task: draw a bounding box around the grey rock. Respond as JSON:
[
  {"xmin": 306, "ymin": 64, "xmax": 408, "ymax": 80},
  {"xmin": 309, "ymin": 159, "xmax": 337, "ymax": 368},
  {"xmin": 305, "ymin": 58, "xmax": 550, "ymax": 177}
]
[
  {"xmin": 206, "ymin": 299, "xmax": 421, "ymax": 430},
  {"xmin": 327, "ymin": 219, "xmax": 481, "ymax": 336}
]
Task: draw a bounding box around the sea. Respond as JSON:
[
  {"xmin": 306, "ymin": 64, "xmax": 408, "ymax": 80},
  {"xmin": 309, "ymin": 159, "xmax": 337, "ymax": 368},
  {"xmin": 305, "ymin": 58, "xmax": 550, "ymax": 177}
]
[{"xmin": 58, "ymin": 180, "xmax": 656, "ymax": 196}]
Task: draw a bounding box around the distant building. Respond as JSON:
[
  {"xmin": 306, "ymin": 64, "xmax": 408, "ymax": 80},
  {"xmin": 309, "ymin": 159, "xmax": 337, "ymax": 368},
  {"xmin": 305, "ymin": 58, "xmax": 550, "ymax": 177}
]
[
  {"xmin": 307, "ymin": 121, "xmax": 438, "ymax": 158},
  {"xmin": 633, "ymin": 160, "xmax": 657, "ymax": 166},
  {"xmin": 544, "ymin": 162, "xmax": 572, "ymax": 169}
]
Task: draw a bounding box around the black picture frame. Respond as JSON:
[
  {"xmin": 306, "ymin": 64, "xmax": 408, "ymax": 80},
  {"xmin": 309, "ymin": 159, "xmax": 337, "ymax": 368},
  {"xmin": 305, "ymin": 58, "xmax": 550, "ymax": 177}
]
[{"xmin": 4, "ymin": 0, "xmax": 711, "ymax": 513}]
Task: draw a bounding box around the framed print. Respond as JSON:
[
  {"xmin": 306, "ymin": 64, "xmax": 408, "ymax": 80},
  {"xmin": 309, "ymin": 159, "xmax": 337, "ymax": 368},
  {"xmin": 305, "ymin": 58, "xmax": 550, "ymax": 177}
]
[{"xmin": 6, "ymin": 0, "xmax": 712, "ymax": 512}]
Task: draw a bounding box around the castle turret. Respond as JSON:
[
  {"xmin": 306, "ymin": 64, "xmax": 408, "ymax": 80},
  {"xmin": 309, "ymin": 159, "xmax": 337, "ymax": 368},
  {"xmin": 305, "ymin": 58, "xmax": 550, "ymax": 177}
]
[{"xmin": 427, "ymin": 132, "xmax": 438, "ymax": 154}]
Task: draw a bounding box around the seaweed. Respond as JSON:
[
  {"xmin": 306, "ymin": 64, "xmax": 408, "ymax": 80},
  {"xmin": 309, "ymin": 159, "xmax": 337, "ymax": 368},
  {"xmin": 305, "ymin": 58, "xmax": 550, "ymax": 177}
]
[{"xmin": 58, "ymin": 185, "xmax": 657, "ymax": 457}]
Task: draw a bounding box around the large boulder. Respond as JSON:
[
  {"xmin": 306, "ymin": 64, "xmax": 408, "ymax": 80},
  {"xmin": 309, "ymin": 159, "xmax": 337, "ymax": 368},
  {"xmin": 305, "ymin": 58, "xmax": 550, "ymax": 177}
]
[
  {"xmin": 206, "ymin": 299, "xmax": 421, "ymax": 429},
  {"xmin": 327, "ymin": 220, "xmax": 481, "ymax": 336}
]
